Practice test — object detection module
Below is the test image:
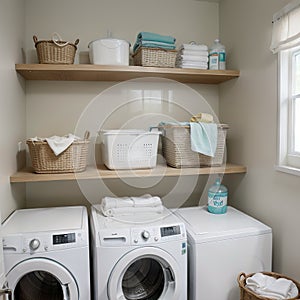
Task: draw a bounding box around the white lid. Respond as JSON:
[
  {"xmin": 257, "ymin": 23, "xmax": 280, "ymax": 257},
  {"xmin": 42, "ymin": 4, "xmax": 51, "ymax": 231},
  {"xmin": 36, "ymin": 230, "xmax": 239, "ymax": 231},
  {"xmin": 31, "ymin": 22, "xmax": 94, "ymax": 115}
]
[
  {"xmin": 174, "ymin": 206, "xmax": 271, "ymax": 243},
  {"xmin": 2, "ymin": 206, "xmax": 85, "ymax": 235}
]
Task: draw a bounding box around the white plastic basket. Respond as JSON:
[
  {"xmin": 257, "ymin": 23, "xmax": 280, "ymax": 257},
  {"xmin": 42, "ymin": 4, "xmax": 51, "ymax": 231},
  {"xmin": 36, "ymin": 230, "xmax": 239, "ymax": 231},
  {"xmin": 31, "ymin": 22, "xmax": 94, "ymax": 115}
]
[{"xmin": 100, "ymin": 129, "xmax": 161, "ymax": 170}]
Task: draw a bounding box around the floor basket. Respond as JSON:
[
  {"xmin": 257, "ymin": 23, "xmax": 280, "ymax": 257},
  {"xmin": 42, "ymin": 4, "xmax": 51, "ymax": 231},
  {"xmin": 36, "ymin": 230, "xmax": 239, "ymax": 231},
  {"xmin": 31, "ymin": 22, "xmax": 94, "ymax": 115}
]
[
  {"xmin": 159, "ymin": 124, "xmax": 228, "ymax": 168},
  {"xmin": 26, "ymin": 140, "xmax": 89, "ymax": 173},
  {"xmin": 33, "ymin": 35, "xmax": 79, "ymax": 64},
  {"xmin": 133, "ymin": 47, "xmax": 177, "ymax": 67},
  {"xmin": 238, "ymin": 272, "xmax": 300, "ymax": 300}
]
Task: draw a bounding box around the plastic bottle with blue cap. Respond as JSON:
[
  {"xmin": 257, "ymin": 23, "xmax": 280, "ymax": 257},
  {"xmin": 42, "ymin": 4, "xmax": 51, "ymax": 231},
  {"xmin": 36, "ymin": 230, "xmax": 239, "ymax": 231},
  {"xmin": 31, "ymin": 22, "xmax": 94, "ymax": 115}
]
[{"xmin": 207, "ymin": 177, "xmax": 228, "ymax": 214}]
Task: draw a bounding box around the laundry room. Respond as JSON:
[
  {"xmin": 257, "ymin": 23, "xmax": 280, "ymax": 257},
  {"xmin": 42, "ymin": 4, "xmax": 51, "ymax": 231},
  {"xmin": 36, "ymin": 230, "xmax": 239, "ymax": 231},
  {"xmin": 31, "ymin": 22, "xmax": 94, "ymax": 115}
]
[{"xmin": 1, "ymin": 0, "xmax": 300, "ymax": 299}]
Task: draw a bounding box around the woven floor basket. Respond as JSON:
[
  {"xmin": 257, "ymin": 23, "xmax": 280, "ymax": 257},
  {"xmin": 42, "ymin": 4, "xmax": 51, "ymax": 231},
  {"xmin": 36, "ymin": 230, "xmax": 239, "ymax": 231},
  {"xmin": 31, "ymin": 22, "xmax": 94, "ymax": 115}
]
[
  {"xmin": 133, "ymin": 47, "xmax": 177, "ymax": 67},
  {"xmin": 160, "ymin": 124, "xmax": 228, "ymax": 168},
  {"xmin": 238, "ymin": 272, "xmax": 300, "ymax": 300},
  {"xmin": 33, "ymin": 35, "xmax": 79, "ymax": 64},
  {"xmin": 27, "ymin": 140, "xmax": 89, "ymax": 173}
]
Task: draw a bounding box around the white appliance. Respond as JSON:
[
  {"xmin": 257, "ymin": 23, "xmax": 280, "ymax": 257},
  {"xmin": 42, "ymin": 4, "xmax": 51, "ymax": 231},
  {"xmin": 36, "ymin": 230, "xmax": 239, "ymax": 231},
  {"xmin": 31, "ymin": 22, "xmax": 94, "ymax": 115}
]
[
  {"xmin": 174, "ymin": 206, "xmax": 272, "ymax": 300},
  {"xmin": 1, "ymin": 206, "xmax": 90, "ymax": 300},
  {"xmin": 90, "ymin": 205, "xmax": 187, "ymax": 300}
]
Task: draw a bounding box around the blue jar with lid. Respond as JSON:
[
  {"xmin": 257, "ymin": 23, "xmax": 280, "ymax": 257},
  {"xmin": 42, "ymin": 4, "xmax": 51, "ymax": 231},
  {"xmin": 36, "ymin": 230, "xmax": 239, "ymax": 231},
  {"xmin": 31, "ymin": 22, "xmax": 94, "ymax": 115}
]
[{"xmin": 207, "ymin": 178, "xmax": 228, "ymax": 214}]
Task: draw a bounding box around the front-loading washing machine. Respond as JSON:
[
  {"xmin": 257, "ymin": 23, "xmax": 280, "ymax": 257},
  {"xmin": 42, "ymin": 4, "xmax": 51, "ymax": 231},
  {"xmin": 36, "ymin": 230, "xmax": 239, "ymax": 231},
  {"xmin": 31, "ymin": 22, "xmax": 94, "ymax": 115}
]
[
  {"xmin": 90, "ymin": 205, "xmax": 187, "ymax": 300},
  {"xmin": 1, "ymin": 206, "xmax": 90, "ymax": 300},
  {"xmin": 174, "ymin": 206, "xmax": 272, "ymax": 300}
]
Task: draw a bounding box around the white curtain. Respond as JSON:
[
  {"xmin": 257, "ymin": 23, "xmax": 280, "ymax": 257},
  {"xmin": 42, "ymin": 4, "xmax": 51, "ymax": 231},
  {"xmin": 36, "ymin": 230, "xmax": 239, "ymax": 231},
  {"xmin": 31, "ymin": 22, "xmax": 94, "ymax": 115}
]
[{"xmin": 270, "ymin": 0, "xmax": 300, "ymax": 53}]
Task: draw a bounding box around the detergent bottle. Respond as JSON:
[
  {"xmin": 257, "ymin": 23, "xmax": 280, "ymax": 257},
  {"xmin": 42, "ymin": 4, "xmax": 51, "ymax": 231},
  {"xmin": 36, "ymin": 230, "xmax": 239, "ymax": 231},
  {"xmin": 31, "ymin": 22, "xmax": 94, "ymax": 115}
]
[{"xmin": 207, "ymin": 177, "xmax": 228, "ymax": 214}]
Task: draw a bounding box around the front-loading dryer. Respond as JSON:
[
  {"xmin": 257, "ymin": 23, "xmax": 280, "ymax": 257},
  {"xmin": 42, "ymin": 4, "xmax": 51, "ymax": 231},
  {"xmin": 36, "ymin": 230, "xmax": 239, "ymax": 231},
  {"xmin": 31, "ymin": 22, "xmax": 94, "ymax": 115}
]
[
  {"xmin": 90, "ymin": 205, "xmax": 187, "ymax": 300},
  {"xmin": 1, "ymin": 206, "xmax": 90, "ymax": 300}
]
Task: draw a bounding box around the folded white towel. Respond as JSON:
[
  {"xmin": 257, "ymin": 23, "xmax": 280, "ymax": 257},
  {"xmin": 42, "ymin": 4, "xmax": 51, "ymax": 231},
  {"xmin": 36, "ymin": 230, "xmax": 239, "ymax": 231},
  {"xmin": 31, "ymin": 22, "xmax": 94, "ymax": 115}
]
[
  {"xmin": 180, "ymin": 43, "xmax": 208, "ymax": 51},
  {"xmin": 101, "ymin": 205, "xmax": 164, "ymax": 217},
  {"xmin": 100, "ymin": 194, "xmax": 164, "ymax": 217},
  {"xmin": 176, "ymin": 62, "xmax": 208, "ymax": 69},
  {"xmin": 180, "ymin": 49, "xmax": 209, "ymax": 56},
  {"xmin": 101, "ymin": 194, "xmax": 162, "ymax": 209},
  {"xmin": 178, "ymin": 55, "xmax": 209, "ymax": 63},
  {"xmin": 246, "ymin": 273, "xmax": 299, "ymax": 299}
]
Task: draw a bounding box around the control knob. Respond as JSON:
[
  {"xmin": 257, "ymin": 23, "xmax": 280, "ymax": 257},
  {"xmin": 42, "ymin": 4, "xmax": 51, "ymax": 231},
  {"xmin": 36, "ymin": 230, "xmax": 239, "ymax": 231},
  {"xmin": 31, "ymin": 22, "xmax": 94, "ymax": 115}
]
[
  {"xmin": 141, "ymin": 230, "xmax": 150, "ymax": 240},
  {"xmin": 29, "ymin": 238, "xmax": 40, "ymax": 251}
]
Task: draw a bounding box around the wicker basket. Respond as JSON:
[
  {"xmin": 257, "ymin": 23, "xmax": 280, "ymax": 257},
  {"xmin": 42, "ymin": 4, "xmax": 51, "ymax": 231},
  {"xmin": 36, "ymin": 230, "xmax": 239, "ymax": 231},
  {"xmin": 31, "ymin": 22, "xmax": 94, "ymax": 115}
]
[
  {"xmin": 33, "ymin": 35, "xmax": 79, "ymax": 64},
  {"xmin": 159, "ymin": 124, "xmax": 228, "ymax": 168},
  {"xmin": 26, "ymin": 139, "xmax": 89, "ymax": 173},
  {"xmin": 133, "ymin": 47, "xmax": 177, "ymax": 67},
  {"xmin": 238, "ymin": 272, "xmax": 300, "ymax": 300}
]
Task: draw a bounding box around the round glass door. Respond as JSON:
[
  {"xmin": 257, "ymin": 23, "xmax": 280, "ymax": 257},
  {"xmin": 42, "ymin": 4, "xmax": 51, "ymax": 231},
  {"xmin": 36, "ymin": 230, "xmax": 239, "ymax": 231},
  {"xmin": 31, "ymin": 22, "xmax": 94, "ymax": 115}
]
[
  {"xmin": 14, "ymin": 270, "xmax": 65, "ymax": 300},
  {"xmin": 108, "ymin": 247, "xmax": 181, "ymax": 300},
  {"xmin": 122, "ymin": 257, "xmax": 165, "ymax": 300},
  {"xmin": 6, "ymin": 258, "xmax": 78, "ymax": 300}
]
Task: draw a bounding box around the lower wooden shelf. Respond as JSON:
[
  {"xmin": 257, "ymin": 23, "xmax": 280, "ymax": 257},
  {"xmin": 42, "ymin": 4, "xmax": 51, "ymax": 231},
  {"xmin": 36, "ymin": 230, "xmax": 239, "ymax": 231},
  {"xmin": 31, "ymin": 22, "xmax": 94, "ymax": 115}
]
[{"xmin": 10, "ymin": 163, "xmax": 246, "ymax": 183}]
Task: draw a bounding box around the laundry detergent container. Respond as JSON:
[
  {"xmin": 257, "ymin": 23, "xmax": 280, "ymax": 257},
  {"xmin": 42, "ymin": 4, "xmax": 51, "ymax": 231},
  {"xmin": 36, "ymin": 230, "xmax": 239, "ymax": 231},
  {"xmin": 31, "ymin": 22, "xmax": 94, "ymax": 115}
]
[{"xmin": 88, "ymin": 38, "xmax": 130, "ymax": 65}]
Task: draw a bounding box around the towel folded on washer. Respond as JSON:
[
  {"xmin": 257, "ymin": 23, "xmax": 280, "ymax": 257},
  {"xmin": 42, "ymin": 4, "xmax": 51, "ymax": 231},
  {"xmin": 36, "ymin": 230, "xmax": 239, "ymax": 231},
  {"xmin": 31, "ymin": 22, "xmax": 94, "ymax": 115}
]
[
  {"xmin": 100, "ymin": 194, "xmax": 164, "ymax": 217},
  {"xmin": 246, "ymin": 273, "xmax": 299, "ymax": 299}
]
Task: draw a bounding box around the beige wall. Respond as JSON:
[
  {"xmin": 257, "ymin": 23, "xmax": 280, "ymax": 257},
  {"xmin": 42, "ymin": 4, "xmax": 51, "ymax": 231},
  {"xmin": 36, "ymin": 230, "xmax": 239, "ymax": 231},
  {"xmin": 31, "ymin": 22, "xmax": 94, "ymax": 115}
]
[
  {"xmin": 0, "ymin": 0, "xmax": 26, "ymax": 221},
  {"xmin": 220, "ymin": 0, "xmax": 300, "ymax": 279},
  {"xmin": 23, "ymin": 0, "xmax": 221, "ymax": 208}
]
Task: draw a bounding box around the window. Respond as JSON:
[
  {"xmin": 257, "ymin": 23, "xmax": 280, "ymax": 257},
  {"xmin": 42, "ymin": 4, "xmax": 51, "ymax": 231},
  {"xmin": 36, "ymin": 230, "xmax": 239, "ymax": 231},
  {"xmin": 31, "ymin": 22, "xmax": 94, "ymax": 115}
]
[{"xmin": 271, "ymin": 1, "xmax": 300, "ymax": 175}]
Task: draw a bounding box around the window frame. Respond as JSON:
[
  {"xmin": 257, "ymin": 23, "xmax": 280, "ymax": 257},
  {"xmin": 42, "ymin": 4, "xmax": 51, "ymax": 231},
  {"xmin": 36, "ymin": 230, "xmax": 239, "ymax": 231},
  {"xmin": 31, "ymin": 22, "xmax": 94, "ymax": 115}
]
[{"xmin": 276, "ymin": 45, "xmax": 300, "ymax": 175}]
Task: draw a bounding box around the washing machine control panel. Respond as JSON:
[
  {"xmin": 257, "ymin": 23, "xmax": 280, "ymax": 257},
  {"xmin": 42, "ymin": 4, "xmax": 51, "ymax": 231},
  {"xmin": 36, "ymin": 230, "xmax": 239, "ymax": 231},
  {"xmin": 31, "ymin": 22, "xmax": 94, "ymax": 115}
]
[
  {"xmin": 131, "ymin": 223, "xmax": 185, "ymax": 245},
  {"xmin": 3, "ymin": 230, "xmax": 88, "ymax": 254}
]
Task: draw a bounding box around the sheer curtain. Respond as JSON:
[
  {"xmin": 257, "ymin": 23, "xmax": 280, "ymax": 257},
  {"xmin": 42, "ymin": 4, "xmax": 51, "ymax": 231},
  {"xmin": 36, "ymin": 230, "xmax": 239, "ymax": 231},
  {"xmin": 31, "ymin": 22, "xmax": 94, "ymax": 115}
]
[{"xmin": 270, "ymin": 0, "xmax": 300, "ymax": 53}]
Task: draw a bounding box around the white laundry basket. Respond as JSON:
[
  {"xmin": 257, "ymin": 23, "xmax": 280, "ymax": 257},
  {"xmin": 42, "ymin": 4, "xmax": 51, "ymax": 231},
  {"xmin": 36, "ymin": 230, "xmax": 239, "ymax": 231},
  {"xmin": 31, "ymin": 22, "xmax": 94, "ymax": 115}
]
[{"xmin": 100, "ymin": 130, "xmax": 161, "ymax": 170}]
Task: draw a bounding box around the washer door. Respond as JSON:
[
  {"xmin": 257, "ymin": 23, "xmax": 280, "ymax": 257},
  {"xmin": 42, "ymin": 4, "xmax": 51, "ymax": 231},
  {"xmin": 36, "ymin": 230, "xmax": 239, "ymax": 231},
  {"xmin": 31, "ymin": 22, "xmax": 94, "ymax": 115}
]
[
  {"xmin": 108, "ymin": 247, "xmax": 181, "ymax": 300},
  {"xmin": 6, "ymin": 258, "xmax": 78, "ymax": 300}
]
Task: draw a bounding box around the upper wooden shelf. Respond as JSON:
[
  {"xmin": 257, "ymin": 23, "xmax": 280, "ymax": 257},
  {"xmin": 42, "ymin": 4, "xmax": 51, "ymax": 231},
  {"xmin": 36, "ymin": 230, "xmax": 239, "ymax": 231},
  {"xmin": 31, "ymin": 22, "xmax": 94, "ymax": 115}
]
[
  {"xmin": 10, "ymin": 163, "xmax": 246, "ymax": 183},
  {"xmin": 15, "ymin": 64, "xmax": 240, "ymax": 84}
]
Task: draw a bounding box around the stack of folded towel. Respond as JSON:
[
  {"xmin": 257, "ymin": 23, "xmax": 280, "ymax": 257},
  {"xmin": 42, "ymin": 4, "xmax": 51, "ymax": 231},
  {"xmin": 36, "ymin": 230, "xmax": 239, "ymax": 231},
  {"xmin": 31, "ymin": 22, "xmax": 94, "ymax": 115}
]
[
  {"xmin": 133, "ymin": 31, "xmax": 176, "ymax": 53},
  {"xmin": 100, "ymin": 194, "xmax": 164, "ymax": 217},
  {"xmin": 246, "ymin": 273, "xmax": 299, "ymax": 299},
  {"xmin": 176, "ymin": 43, "xmax": 209, "ymax": 69}
]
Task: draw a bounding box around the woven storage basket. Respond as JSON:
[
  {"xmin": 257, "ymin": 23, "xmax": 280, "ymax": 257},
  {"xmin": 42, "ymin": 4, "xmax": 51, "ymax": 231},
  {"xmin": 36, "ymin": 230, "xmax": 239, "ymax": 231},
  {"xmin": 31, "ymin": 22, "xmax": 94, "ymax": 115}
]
[
  {"xmin": 159, "ymin": 124, "xmax": 228, "ymax": 168},
  {"xmin": 26, "ymin": 139, "xmax": 89, "ymax": 173},
  {"xmin": 33, "ymin": 35, "xmax": 79, "ymax": 64},
  {"xmin": 133, "ymin": 47, "xmax": 177, "ymax": 67},
  {"xmin": 238, "ymin": 272, "xmax": 300, "ymax": 300}
]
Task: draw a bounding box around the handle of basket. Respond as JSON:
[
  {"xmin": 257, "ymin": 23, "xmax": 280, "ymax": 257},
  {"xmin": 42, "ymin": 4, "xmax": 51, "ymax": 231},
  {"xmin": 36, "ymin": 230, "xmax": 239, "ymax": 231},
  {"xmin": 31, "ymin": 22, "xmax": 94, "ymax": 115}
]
[
  {"xmin": 150, "ymin": 126, "xmax": 165, "ymax": 136},
  {"xmin": 237, "ymin": 272, "xmax": 246, "ymax": 285},
  {"xmin": 52, "ymin": 32, "xmax": 69, "ymax": 47},
  {"xmin": 33, "ymin": 35, "xmax": 38, "ymax": 44},
  {"xmin": 84, "ymin": 131, "xmax": 90, "ymax": 140}
]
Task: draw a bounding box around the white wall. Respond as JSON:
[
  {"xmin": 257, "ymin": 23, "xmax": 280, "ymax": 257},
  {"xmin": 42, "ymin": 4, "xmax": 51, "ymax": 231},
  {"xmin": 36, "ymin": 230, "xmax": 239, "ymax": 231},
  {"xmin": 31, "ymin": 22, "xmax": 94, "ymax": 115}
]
[
  {"xmin": 23, "ymin": 0, "xmax": 221, "ymax": 208},
  {"xmin": 220, "ymin": 0, "xmax": 300, "ymax": 279},
  {"xmin": 0, "ymin": 0, "xmax": 26, "ymax": 220}
]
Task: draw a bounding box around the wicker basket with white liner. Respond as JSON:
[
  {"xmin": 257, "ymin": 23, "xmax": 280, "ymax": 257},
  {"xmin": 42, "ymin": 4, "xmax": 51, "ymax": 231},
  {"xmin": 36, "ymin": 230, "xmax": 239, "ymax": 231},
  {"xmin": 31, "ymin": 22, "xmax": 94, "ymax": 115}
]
[
  {"xmin": 159, "ymin": 123, "xmax": 228, "ymax": 168},
  {"xmin": 100, "ymin": 129, "xmax": 161, "ymax": 170},
  {"xmin": 33, "ymin": 33, "xmax": 79, "ymax": 64},
  {"xmin": 132, "ymin": 47, "xmax": 177, "ymax": 67},
  {"xmin": 238, "ymin": 272, "xmax": 300, "ymax": 300},
  {"xmin": 27, "ymin": 132, "xmax": 89, "ymax": 174}
]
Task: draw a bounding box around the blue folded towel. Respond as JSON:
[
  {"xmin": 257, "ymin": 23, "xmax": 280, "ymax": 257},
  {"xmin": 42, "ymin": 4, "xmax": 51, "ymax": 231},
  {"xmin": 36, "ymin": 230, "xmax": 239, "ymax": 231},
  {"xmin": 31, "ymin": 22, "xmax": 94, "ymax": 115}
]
[
  {"xmin": 190, "ymin": 122, "xmax": 217, "ymax": 157},
  {"xmin": 134, "ymin": 40, "xmax": 176, "ymax": 52},
  {"xmin": 137, "ymin": 32, "xmax": 176, "ymax": 44}
]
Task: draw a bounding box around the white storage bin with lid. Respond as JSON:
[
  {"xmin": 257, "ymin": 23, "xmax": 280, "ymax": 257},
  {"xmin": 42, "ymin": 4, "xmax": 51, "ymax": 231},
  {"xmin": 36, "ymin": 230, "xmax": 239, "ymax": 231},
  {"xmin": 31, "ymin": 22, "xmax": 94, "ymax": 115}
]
[
  {"xmin": 88, "ymin": 38, "xmax": 130, "ymax": 65},
  {"xmin": 100, "ymin": 129, "xmax": 161, "ymax": 170}
]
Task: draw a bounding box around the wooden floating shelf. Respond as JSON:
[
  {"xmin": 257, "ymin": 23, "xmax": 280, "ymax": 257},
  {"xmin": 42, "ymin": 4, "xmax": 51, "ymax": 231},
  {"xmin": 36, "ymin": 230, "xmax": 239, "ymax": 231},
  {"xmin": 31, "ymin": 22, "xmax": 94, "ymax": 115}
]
[
  {"xmin": 10, "ymin": 163, "xmax": 246, "ymax": 183},
  {"xmin": 15, "ymin": 64, "xmax": 240, "ymax": 84}
]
